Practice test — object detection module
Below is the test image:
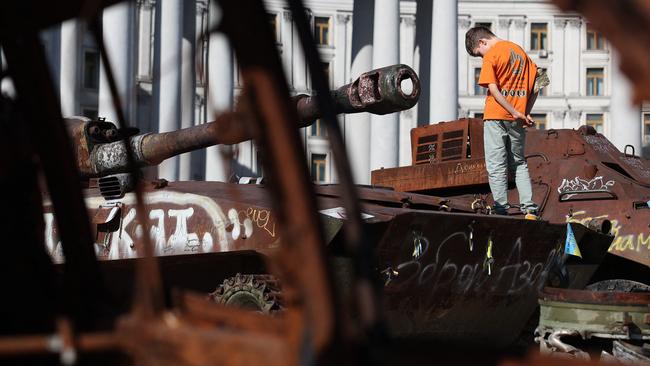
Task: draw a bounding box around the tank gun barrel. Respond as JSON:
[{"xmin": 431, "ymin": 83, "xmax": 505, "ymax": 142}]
[
  {"xmin": 293, "ymin": 64, "xmax": 420, "ymax": 127},
  {"xmin": 79, "ymin": 64, "xmax": 420, "ymax": 177}
]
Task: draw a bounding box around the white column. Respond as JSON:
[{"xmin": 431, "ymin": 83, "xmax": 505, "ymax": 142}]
[
  {"xmin": 334, "ymin": 14, "xmax": 350, "ymax": 88},
  {"xmin": 610, "ymin": 52, "xmax": 641, "ymax": 153},
  {"xmin": 430, "ymin": 0, "xmax": 458, "ymax": 123},
  {"xmin": 551, "ymin": 110, "xmax": 565, "ymax": 129},
  {"xmin": 457, "ymin": 16, "xmax": 471, "ymax": 97},
  {"xmin": 281, "ymin": 11, "xmax": 293, "ymax": 80},
  {"xmin": 157, "ymin": 0, "xmax": 183, "ymax": 180},
  {"xmin": 347, "ymin": 0, "xmax": 374, "ymax": 183},
  {"xmin": 566, "ymin": 110, "xmax": 581, "ymax": 129},
  {"xmin": 399, "ymin": 16, "xmax": 417, "ymax": 166},
  {"xmin": 0, "ymin": 49, "xmax": 15, "ymax": 97},
  {"xmin": 330, "ymin": 13, "xmax": 351, "ymax": 184},
  {"xmin": 509, "ymin": 17, "xmax": 525, "ymax": 50},
  {"xmin": 206, "ymin": 2, "xmax": 233, "ymax": 182},
  {"xmin": 370, "ymin": 0, "xmax": 400, "ymax": 171},
  {"xmin": 178, "ymin": 1, "xmax": 196, "ymax": 181},
  {"xmin": 137, "ymin": 1, "xmax": 154, "ymax": 79},
  {"xmin": 98, "ymin": 2, "xmax": 134, "ymax": 123},
  {"xmin": 60, "ymin": 19, "xmax": 78, "ymax": 117},
  {"xmin": 496, "ymin": 18, "xmax": 510, "ymax": 39},
  {"xmin": 292, "ymin": 14, "xmax": 308, "ymax": 93},
  {"xmin": 551, "ymin": 18, "xmax": 565, "ymax": 96},
  {"xmin": 564, "ymin": 18, "xmax": 581, "ymax": 96}
]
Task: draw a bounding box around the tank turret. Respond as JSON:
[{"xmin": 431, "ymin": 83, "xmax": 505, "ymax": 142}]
[{"xmin": 67, "ymin": 64, "xmax": 420, "ymax": 178}]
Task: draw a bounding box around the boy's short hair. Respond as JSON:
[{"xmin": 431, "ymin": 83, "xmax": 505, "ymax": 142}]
[{"xmin": 465, "ymin": 26, "xmax": 496, "ymax": 57}]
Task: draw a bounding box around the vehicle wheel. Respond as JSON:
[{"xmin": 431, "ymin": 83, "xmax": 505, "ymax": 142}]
[{"xmin": 209, "ymin": 273, "xmax": 282, "ymax": 313}]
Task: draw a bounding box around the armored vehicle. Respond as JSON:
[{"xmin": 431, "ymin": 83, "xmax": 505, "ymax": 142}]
[
  {"xmin": 42, "ymin": 67, "xmax": 613, "ymax": 349},
  {"xmin": 371, "ymin": 118, "xmax": 649, "ymax": 278}
]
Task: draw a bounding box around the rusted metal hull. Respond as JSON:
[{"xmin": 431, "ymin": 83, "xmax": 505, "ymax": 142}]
[
  {"xmin": 375, "ymin": 212, "xmax": 611, "ymax": 348},
  {"xmin": 373, "ymin": 119, "xmax": 650, "ymax": 270},
  {"xmin": 43, "ymin": 182, "xmax": 613, "ymax": 348}
]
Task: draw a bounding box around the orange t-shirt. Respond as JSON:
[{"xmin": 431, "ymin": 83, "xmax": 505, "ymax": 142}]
[{"xmin": 478, "ymin": 40, "xmax": 537, "ymax": 121}]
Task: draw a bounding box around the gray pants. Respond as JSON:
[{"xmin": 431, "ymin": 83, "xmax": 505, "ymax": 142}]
[{"xmin": 483, "ymin": 120, "xmax": 537, "ymax": 214}]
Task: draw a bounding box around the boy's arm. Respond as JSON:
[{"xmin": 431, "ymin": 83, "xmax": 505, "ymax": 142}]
[
  {"xmin": 487, "ymin": 83, "xmax": 534, "ymax": 126},
  {"xmin": 525, "ymin": 91, "xmax": 538, "ymax": 116}
]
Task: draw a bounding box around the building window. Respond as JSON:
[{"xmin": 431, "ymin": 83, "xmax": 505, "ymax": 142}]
[
  {"xmin": 268, "ymin": 13, "xmax": 278, "ymax": 43},
  {"xmin": 531, "ymin": 113, "xmax": 547, "ymax": 130},
  {"xmin": 83, "ymin": 50, "xmax": 99, "ymax": 90},
  {"xmin": 311, "ymin": 154, "xmax": 327, "ymax": 182},
  {"xmin": 474, "ymin": 68, "xmax": 486, "ymax": 95},
  {"xmin": 530, "ymin": 23, "xmax": 548, "ymax": 51},
  {"xmin": 314, "ymin": 17, "xmax": 330, "ymax": 46},
  {"xmin": 586, "ymin": 24, "xmax": 605, "ymax": 50},
  {"xmin": 586, "ymin": 68, "xmax": 604, "ymax": 96},
  {"xmin": 586, "ymin": 113, "xmax": 604, "ymax": 133},
  {"xmin": 475, "ymin": 22, "xmax": 492, "ymax": 31},
  {"xmin": 644, "ymin": 114, "xmax": 650, "ymax": 145},
  {"xmin": 310, "ymin": 120, "xmax": 328, "ymax": 137}
]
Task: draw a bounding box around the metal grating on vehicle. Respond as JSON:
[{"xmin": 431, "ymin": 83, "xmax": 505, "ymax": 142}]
[
  {"xmin": 440, "ymin": 129, "xmax": 465, "ymax": 161},
  {"xmin": 98, "ymin": 176, "xmax": 125, "ymax": 200},
  {"xmin": 415, "ymin": 134, "xmax": 438, "ymax": 165}
]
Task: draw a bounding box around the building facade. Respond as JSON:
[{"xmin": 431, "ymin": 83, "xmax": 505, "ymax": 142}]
[{"xmin": 3, "ymin": 0, "xmax": 648, "ymax": 185}]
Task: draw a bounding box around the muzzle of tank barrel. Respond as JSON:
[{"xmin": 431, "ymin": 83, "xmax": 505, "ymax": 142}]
[{"xmin": 294, "ymin": 64, "xmax": 420, "ymax": 126}]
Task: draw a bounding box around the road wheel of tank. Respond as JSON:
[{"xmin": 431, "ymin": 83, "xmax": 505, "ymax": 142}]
[
  {"xmin": 208, "ymin": 273, "xmax": 282, "ymax": 313},
  {"xmin": 586, "ymin": 279, "xmax": 650, "ymax": 292}
]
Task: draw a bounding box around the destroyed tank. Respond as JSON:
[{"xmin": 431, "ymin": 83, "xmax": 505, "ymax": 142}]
[
  {"xmin": 43, "ymin": 65, "xmax": 614, "ymax": 349},
  {"xmin": 371, "ymin": 118, "xmax": 650, "ymax": 280},
  {"xmin": 371, "ymin": 117, "xmax": 650, "ymax": 355}
]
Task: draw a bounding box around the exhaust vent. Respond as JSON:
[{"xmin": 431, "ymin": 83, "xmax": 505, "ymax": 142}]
[{"xmin": 98, "ymin": 173, "xmax": 134, "ymax": 200}]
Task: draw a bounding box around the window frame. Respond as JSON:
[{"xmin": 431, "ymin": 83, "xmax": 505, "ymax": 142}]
[
  {"xmin": 585, "ymin": 113, "xmax": 604, "ymax": 133},
  {"xmin": 473, "ymin": 67, "xmax": 486, "ymax": 96},
  {"xmin": 530, "ymin": 22, "xmax": 548, "ymax": 51},
  {"xmin": 310, "ymin": 153, "xmax": 327, "ymax": 183},
  {"xmin": 82, "ymin": 48, "xmax": 100, "ymax": 91},
  {"xmin": 586, "ymin": 67, "xmax": 604, "ymax": 96},
  {"xmin": 586, "ymin": 23, "xmax": 605, "ymax": 51},
  {"xmin": 314, "ymin": 16, "xmax": 331, "ymax": 46}
]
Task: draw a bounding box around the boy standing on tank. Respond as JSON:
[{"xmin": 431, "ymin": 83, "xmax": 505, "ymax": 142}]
[{"xmin": 465, "ymin": 26, "xmax": 547, "ymax": 217}]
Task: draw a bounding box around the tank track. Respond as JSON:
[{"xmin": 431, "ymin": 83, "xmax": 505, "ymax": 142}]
[{"xmin": 208, "ymin": 273, "xmax": 283, "ymax": 313}]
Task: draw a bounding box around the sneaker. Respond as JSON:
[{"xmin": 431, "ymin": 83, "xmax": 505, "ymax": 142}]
[{"xmin": 524, "ymin": 213, "xmax": 540, "ymax": 220}]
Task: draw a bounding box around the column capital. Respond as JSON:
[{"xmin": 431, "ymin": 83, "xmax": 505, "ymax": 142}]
[
  {"xmin": 402, "ymin": 16, "xmax": 416, "ymax": 27},
  {"xmin": 552, "ymin": 110, "xmax": 565, "ymax": 120},
  {"xmin": 196, "ymin": 0, "xmax": 208, "ymax": 14},
  {"xmin": 567, "ymin": 18, "xmax": 582, "ymax": 28},
  {"xmin": 568, "ymin": 110, "xmax": 582, "ymax": 121},
  {"xmin": 137, "ymin": 0, "xmax": 155, "ymax": 8},
  {"xmin": 512, "ymin": 18, "xmax": 526, "ymax": 28},
  {"xmin": 283, "ymin": 11, "xmax": 292, "ymax": 21},
  {"xmin": 553, "ymin": 18, "xmax": 567, "ymax": 28},
  {"xmin": 458, "ymin": 15, "xmax": 471, "ymax": 29},
  {"xmin": 498, "ymin": 18, "xmax": 511, "ymax": 28},
  {"xmin": 336, "ymin": 13, "xmax": 351, "ymax": 24}
]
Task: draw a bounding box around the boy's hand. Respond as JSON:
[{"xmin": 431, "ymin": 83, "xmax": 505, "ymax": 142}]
[
  {"xmin": 512, "ymin": 111, "xmax": 535, "ymax": 127},
  {"xmin": 525, "ymin": 114, "xmax": 536, "ymax": 127}
]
